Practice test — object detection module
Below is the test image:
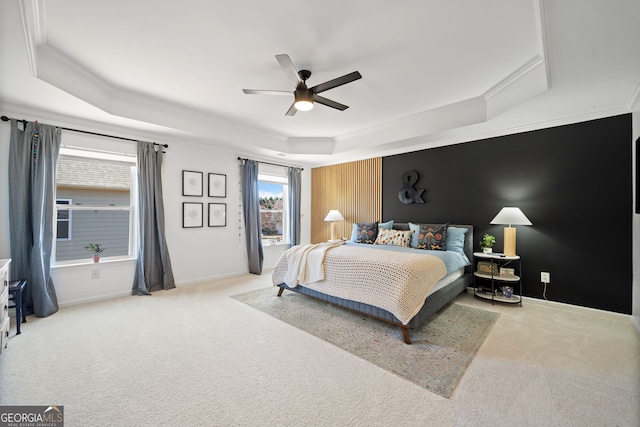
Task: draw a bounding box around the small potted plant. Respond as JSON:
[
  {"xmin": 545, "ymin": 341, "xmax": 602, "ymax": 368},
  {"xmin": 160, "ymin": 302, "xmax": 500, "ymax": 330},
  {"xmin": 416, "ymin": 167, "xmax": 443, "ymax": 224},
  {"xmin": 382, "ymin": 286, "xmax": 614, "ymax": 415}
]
[
  {"xmin": 479, "ymin": 233, "xmax": 496, "ymax": 253},
  {"xmin": 85, "ymin": 243, "xmax": 104, "ymax": 263}
]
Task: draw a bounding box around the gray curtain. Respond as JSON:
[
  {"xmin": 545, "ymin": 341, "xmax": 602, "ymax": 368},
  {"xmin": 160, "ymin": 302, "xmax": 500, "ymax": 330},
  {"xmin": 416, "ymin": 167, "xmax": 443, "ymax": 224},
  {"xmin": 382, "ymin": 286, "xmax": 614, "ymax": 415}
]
[
  {"xmin": 133, "ymin": 142, "xmax": 175, "ymax": 295},
  {"xmin": 288, "ymin": 167, "xmax": 301, "ymax": 246},
  {"xmin": 241, "ymin": 160, "xmax": 263, "ymax": 274},
  {"xmin": 8, "ymin": 119, "xmax": 60, "ymax": 317}
]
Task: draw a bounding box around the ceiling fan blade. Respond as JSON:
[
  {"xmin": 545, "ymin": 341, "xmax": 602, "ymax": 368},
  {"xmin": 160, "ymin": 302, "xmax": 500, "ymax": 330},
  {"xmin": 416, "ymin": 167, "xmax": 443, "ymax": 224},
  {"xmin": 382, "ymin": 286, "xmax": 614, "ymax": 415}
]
[
  {"xmin": 243, "ymin": 89, "xmax": 292, "ymax": 96},
  {"xmin": 275, "ymin": 54, "xmax": 302, "ymax": 86},
  {"xmin": 314, "ymin": 95, "xmax": 349, "ymax": 111},
  {"xmin": 310, "ymin": 71, "xmax": 362, "ymax": 94},
  {"xmin": 285, "ymin": 102, "xmax": 297, "ymax": 116}
]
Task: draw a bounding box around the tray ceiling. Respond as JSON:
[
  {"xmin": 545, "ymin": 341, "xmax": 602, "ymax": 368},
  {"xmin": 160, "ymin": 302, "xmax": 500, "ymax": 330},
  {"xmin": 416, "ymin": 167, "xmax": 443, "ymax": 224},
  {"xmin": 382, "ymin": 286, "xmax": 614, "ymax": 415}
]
[{"xmin": 1, "ymin": 0, "xmax": 638, "ymax": 165}]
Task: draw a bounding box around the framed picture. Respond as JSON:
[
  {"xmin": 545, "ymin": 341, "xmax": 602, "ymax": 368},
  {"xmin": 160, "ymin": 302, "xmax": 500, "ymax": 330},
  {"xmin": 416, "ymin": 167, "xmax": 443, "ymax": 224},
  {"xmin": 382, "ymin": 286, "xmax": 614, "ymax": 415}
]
[
  {"xmin": 182, "ymin": 170, "xmax": 203, "ymax": 197},
  {"xmin": 208, "ymin": 203, "xmax": 226, "ymax": 227},
  {"xmin": 183, "ymin": 202, "xmax": 203, "ymax": 228},
  {"xmin": 208, "ymin": 173, "xmax": 226, "ymax": 198}
]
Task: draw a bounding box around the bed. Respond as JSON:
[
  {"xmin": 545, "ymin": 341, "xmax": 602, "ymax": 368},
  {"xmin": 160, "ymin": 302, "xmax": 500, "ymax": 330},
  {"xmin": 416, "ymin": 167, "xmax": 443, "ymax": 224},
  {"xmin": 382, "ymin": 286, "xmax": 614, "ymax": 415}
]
[{"xmin": 272, "ymin": 222, "xmax": 474, "ymax": 344}]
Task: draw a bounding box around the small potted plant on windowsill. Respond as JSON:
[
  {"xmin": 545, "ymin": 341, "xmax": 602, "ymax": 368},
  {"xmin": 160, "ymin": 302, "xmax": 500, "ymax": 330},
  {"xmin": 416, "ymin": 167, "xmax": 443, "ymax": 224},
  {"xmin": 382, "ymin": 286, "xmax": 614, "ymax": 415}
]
[
  {"xmin": 479, "ymin": 234, "xmax": 496, "ymax": 253},
  {"xmin": 85, "ymin": 243, "xmax": 104, "ymax": 263}
]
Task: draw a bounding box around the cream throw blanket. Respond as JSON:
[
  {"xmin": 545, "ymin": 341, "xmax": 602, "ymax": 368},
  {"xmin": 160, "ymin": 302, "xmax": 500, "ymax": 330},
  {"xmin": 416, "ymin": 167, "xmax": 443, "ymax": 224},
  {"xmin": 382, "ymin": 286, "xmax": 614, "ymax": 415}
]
[
  {"xmin": 273, "ymin": 244, "xmax": 447, "ymax": 325},
  {"xmin": 282, "ymin": 240, "xmax": 345, "ymax": 287}
]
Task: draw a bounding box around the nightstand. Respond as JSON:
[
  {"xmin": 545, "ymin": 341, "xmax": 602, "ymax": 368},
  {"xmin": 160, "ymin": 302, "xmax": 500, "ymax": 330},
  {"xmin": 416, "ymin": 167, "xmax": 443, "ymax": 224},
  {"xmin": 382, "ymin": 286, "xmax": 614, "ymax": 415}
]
[{"xmin": 473, "ymin": 252, "xmax": 522, "ymax": 306}]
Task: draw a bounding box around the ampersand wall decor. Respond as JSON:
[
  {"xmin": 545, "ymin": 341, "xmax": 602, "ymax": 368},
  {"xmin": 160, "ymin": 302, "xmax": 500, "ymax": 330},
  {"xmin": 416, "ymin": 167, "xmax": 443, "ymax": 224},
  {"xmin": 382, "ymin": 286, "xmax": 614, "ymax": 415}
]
[{"xmin": 398, "ymin": 170, "xmax": 425, "ymax": 204}]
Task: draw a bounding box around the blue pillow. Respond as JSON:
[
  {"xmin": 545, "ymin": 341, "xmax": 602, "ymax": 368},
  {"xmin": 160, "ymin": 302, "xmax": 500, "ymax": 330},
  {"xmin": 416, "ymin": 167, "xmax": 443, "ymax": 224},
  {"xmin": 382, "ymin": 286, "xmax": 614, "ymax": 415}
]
[
  {"xmin": 351, "ymin": 220, "xmax": 393, "ymax": 242},
  {"xmin": 445, "ymin": 227, "xmax": 469, "ymax": 263},
  {"xmin": 408, "ymin": 222, "xmax": 423, "ymax": 248}
]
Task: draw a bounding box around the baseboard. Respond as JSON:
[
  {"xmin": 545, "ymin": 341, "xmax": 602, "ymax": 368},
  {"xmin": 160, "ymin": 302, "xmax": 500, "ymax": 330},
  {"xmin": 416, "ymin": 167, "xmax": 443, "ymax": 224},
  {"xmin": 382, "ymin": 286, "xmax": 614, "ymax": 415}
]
[
  {"xmin": 56, "ymin": 270, "xmax": 254, "ymax": 308},
  {"xmin": 522, "ymin": 295, "xmax": 632, "ymax": 320},
  {"xmin": 175, "ymin": 270, "xmax": 250, "ymax": 287},
  {"xmin": 58, "ymin": 290, "xmax": 132, "ymax": 308}
]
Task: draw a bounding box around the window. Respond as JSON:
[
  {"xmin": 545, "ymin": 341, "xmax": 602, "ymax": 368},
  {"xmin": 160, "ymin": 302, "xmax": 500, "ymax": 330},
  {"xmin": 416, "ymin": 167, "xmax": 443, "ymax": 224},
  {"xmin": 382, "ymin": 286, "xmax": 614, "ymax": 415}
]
[
  {"xmin": 258, "ymin": 166, "xmax": 289, "ymax": 246},
  {"xmin": 54, "ymin": 145, "xmax": 136, "ymax": 263},
  {"xmin": 56, "ymin": 199, "xmax": 72, "ymax": 240}
]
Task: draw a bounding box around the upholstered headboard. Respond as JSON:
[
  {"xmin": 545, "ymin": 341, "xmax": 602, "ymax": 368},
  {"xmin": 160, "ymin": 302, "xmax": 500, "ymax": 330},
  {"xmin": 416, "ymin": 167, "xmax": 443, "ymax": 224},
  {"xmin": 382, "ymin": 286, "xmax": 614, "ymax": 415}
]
[{"xmin": 392, "ymin": 223, "xmax": 474, "ymax": 273}]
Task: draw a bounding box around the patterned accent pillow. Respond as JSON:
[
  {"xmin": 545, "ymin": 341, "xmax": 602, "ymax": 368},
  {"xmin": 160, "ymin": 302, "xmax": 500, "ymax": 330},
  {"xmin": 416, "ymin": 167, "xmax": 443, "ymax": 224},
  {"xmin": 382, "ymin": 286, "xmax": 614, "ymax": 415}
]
[
  {"xmin": 415, "ymin": 223, "xmax": 448, "ymax": 250},
  {"xmin": 351, "ymin": 220, "xmax": 393, "ymax": 241},
  {"xmin": 374, "ymin": 229, "xmax": 414, "ymax": 247},
  {"xmin": 354, "ymin": 222, "xmax": 379, "ymax": 244}
]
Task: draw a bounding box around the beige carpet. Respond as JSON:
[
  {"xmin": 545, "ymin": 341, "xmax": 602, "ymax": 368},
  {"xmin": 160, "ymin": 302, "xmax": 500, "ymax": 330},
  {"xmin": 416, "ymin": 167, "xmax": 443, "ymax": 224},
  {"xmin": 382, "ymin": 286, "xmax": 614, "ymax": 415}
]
[
  {"xmin": 232, "ymin": 287, "xmax": 499, "ymax": 397},
  {"xmin": 0, "ymin": 272, "xmax": 638, "ymax": 426}
]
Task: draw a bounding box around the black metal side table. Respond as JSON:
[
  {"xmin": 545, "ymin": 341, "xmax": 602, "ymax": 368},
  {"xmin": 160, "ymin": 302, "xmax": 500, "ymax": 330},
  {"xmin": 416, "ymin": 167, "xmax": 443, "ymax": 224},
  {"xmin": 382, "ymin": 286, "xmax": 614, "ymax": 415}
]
[{"xmin": 8, "ymin": 280, "xmax": 27, "ymax": 335}]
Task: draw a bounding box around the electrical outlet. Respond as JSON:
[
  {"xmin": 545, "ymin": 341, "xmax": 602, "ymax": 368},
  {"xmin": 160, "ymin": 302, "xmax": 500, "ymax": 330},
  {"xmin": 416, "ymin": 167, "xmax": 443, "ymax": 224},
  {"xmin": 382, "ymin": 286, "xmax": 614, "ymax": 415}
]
[
  {"xmin": 91, "ymin": 269, "xmax": 100, "ymax": 280},
  {"xmin": 540, "ymin": 272, "xmax": 550, "ymax": 283}
]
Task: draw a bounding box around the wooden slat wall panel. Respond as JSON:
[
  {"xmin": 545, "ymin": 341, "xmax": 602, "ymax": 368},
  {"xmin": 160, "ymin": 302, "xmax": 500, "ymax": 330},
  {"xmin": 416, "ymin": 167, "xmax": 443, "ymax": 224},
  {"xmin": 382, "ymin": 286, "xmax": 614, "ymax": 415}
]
[{"xmin": 311, "ymin": 158, "xmax": 382, "ymax": 243}]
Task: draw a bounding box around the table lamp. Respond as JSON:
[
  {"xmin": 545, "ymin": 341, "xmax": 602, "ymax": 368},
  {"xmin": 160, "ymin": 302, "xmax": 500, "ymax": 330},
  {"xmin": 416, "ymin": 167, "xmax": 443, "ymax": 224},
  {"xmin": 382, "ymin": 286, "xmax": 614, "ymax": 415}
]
[
  {"xmin": 324, "ymin": 210, "xmax": 345, "ymax": 241},
  {"xmin": 490, "ymin": 207, "xmax": 532, "ymax": 256}
]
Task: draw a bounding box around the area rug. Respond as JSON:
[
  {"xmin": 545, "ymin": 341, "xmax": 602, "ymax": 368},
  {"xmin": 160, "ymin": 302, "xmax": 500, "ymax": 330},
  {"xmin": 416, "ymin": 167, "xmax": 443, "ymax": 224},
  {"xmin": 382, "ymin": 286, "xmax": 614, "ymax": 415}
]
[{"xmin": 231, "ymin": 287, "xmax": 499, "ymax": 398}]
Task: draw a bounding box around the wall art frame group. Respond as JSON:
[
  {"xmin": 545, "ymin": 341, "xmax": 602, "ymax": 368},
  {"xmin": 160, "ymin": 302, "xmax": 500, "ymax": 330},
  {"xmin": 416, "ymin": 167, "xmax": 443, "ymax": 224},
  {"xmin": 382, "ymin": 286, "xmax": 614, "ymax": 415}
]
[{"xmin": 182, "ymin": 170, "xmax": 228, "ymax": 228}]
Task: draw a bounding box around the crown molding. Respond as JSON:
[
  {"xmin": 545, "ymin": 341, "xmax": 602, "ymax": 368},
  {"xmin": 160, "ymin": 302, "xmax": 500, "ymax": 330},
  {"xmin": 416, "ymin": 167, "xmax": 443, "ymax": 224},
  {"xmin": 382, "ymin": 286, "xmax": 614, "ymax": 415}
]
[
  {"xmin": 310, "ymin": 106, "xmax": 631, "ymax": 167},
  {"xmin": 24, "ymin": 0, "xmax": 631, "ymax": 165},
  {"xmin": 18, "ymin": 0, "xmax": 45, "ymax": 76},
  {"xmin": 32, "ymin": 44, "xmax": 290, "ymax": 152},
  {"xmin": 483, "ymin": 56, "xmax": 546, "ymax": 101},
  {"xmin": 536, "ymin": 0, "xmax": 552, "ymax": 87},
  {"xmin": 483, "ymin": 56, "xmax": 549, "ymax": 120},
  {"xmin": 16, "ymin": 0, "xmax": 553, "ymax": 159},
  {"xmin": 0, "ymin": 101, "xmax": 245, "ymax": 154},
  {"xmin": 626, "ymin": 77, "xmax": 640, "ymax": 112}
]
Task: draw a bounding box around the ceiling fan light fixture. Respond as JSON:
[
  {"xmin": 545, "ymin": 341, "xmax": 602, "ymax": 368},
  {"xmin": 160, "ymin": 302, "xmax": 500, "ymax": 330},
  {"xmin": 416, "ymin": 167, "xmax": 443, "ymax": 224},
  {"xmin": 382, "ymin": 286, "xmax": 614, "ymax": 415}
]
[
  {"xmin": 242, "ymin": 54, "xmax": 361, "ymax": 115},
  {"xmin": 294, "ymin": 100, "xmax": 313, "ymax": 111},
  {"xmin": 294, "ymin": 90, "xmax": 314, "ymax": 111}
]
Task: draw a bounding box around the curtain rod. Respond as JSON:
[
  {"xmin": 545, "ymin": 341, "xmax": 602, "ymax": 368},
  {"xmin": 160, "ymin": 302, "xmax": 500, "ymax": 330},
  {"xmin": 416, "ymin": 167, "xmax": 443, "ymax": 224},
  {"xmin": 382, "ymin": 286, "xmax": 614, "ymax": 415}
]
[
  {"xmin": 237, "ymin": 157, "xmax": 303, "ymax": 171},
  {"xmin": 1, "ymin": 115, "xmax": 168, "ymax": 148}
]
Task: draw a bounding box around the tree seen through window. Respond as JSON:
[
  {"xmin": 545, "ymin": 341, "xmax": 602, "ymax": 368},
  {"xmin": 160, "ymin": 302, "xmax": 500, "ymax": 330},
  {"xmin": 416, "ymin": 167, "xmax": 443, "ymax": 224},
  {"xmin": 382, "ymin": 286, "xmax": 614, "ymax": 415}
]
[{"xmin": 258, "ymin": 180, "xmax": 285, "ymax": 245}]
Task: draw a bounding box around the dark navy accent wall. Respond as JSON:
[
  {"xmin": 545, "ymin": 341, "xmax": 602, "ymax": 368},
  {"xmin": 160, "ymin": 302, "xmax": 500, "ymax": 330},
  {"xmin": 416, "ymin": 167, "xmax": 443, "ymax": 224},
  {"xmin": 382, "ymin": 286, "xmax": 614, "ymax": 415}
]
[{"xmin": 382, "ymin": 114, "xmax": 632, "ymax": 314}]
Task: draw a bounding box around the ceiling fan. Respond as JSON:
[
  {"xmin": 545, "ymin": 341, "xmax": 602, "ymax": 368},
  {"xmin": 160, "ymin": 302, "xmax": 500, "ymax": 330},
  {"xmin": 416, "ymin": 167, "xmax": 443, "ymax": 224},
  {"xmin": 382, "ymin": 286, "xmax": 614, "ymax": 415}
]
[{"xmin": 243, "ymin": 54, "xmax": 362, "ymax": 116}]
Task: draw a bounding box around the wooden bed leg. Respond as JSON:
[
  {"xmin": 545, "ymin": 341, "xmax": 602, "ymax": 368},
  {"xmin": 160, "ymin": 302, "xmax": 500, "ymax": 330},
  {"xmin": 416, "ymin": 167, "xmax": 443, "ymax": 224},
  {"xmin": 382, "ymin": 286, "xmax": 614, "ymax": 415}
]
[
  {"xmin": 401, "ymin": 327, "xmax": 412, "ymax": 345},
  {"xmin": 277, "ymin": 287, "xmax": 284, "ymax": 297}
]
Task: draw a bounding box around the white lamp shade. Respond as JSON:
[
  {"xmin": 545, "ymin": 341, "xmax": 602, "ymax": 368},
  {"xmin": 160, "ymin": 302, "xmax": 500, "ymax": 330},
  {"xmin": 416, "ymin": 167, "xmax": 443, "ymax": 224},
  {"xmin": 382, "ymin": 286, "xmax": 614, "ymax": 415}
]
[
  {"xmin": 324, "ymin": 210, "xmax": 345, "ymax": 222},
  {"xmin": 490, "ymin": 207, "xmax": 532, "ymax": 227}
]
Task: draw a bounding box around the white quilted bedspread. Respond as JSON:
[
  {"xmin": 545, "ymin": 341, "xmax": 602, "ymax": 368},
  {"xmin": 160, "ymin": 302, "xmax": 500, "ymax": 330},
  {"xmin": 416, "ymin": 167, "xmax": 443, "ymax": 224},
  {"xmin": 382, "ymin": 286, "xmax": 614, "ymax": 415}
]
[{"xmin": 272, "ymin": 244, "xmax": 447, "ymax": 325}]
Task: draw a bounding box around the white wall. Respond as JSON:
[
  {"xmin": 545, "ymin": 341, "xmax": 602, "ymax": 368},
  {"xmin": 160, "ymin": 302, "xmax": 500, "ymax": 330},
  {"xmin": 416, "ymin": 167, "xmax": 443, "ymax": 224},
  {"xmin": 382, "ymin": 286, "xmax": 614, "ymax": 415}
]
[
  {"xmin": 164, "ymin": 143, "xmax": 311, "ymax": 283},
  {"xmin": 163, "ymin": 140, "xmax": 247, "ymax": 284},
  {"xmin": 51, "ymin": 259, "xmax": 137, "ymax": 307},
  {"xmin": 0, "ymin": 119, "xmax": 311, "ymax": 307}
]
